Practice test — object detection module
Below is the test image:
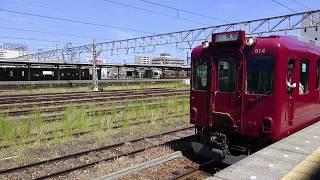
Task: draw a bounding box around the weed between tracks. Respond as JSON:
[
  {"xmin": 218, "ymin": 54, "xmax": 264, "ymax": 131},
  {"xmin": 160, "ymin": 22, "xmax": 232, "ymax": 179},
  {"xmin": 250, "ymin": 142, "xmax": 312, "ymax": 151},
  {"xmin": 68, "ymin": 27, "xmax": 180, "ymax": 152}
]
[
  {"xmin": 0, "ymin": 94, "xmax": 189, "ymax": 167},
  {"xmin": 0, "ymin": 81, "xmax": 189, "ymax": 96}
]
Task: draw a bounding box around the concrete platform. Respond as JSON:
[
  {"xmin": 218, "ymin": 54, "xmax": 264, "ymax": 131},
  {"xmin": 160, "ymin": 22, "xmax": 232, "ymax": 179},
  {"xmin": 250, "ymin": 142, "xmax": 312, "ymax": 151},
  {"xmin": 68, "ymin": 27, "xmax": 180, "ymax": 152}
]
[{"xmin": 208, "ymin": 121, "xmax": 320, "ymax": 180}]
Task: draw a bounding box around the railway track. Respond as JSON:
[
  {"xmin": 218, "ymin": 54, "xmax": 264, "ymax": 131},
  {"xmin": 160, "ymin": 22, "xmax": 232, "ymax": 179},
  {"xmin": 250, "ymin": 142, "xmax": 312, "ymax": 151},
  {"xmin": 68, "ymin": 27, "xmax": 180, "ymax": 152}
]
[
  {"xmin": 169, "ymin": 160, "xmax": 219, "ymax": 180},
  {"xmin": 97, "ymin": 146, "xmax": 224, "ymax": 180},
  {"xmin": 0, "ymin": 87, "xmax": 166, "ymax": 99},
  {"xmin": 0, "ymin": 126, "xmax": 194, "ymax": 179},
  {"xmin": 0, "ymin": 88, "xmax": 184, "ymax": 106},
  {"xmin": 0, "ymin": 113, "xmax": 189, "ymax": 149},
  {"xmin": 4, "ymin": 91, "xmax": 188, "ymax": 117},
  {"xmin": 7, "ymin": 98, "xmax": 188, "ymax": 122}
]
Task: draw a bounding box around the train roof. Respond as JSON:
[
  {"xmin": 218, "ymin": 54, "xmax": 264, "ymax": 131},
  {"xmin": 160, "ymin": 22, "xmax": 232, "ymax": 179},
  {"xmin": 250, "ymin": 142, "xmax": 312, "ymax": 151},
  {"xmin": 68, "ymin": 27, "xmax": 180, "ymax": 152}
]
[
  {"xmin": 255, "ymin": 35, "xmax": 320, "ymax": 56},
  {"xmin": 191, "ymin": 33, "xmax": 320, "ymax": 58}
]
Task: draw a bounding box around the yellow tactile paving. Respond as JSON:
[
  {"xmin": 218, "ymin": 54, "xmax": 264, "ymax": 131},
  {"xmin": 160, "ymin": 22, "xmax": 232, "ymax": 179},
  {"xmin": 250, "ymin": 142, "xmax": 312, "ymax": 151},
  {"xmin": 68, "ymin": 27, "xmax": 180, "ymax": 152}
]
[
  {"xmin": 282, "ymin": 148, "xmax": 320, "ymax": 180},
  {"xmin": 306, "ymin": 150, "xmax": 320, "ymax": 163}
]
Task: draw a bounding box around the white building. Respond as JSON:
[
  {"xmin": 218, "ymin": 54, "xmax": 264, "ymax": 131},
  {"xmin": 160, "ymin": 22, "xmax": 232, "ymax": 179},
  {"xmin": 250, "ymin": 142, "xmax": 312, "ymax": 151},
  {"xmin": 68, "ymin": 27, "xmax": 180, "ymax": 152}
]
[
  {"xmin": 151, "ymin": 53, "xmax": 184, "ymax": 65},
  {"xmin": 135, "ymin": 56, "xmax": 151, "ymax": 64},
  {"xmin": 300, "ymin": 12, "xmax": 320, "ymax": 45},
  {"xmin": 0, "ymin": 43, "xmax": 28, "ymax": 59}
]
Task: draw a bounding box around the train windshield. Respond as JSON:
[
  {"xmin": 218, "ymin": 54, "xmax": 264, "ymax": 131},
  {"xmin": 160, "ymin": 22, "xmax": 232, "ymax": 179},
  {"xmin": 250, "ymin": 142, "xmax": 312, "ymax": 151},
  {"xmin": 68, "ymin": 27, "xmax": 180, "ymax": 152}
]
[
  {"xmin": 246, "ymin": 56, "xmax": 275, "ymax": 95},
  {"xmin": 218, "ymin": 57, "xmax": 238, "ymax": 92},
  {"xmin": 193, "ymin": 59, "xmax": 209, "ymax": 90}
]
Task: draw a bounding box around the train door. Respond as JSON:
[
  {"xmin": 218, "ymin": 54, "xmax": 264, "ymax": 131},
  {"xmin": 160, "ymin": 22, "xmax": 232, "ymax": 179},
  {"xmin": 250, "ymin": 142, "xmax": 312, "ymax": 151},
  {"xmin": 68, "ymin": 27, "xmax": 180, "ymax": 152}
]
[
  {"xmin": 286, "ymin": 59, "xmax": 296, "ymax": 126},
  {"xmin": 242, "ymin": 55, "xmax": 275, "ymax": 135},
  {"xmin": 212, "ymin": 53, "xmax": 242, "ymax": 129},
  {"xmin": 190, "ymin": 58, "xmax": 211, "ymax": 126}
]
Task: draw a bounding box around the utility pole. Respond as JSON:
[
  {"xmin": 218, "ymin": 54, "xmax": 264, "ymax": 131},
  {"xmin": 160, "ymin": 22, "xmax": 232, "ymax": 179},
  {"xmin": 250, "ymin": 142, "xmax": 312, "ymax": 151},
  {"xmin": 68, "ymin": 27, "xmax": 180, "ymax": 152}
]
[
  {"xmin": 186, "ymin": 51, "xmax": 190, "ymax": 65},
  {"xmin": 92, "ymin": 39, "xmax": 99, "ymax": 92}
]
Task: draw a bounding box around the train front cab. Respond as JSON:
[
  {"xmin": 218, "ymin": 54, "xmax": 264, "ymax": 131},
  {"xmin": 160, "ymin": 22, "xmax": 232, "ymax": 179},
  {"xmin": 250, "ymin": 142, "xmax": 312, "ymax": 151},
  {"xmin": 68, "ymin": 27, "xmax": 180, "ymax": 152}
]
[
  {"xmin": 190, "ymin": 31, "xmax": 277, "ymax": 159},
  {"xmin": 190, "ymin": 31, "xmax": 320, "ymax": 160}
]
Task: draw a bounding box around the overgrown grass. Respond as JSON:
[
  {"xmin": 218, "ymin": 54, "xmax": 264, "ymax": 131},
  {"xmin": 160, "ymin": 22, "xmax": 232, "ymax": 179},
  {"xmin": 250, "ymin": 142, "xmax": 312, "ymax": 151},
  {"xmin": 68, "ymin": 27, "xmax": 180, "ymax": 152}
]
[
  {"xmin": 0, "ymin": 93, "xmax": 190, "ymax": 165},
  {"xmin": 18, "ymin": 117, "xmax": 32, "ymax": 139},
  {"xmin": 0, "ymin": 113, "xmax": 16, "ymax": 142}
]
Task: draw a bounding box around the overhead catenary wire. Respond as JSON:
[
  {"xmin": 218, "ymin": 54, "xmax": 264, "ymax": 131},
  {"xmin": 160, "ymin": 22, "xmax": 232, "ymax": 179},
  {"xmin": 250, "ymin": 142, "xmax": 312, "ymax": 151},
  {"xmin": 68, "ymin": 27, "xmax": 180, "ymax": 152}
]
[
  {"xmin": 291, "ymin": 0, "xmax": 312, "ymax": 11},
  {"xmin": 0, "ymin": 9, "xmax": 155, "ymax": 35},
  {"xmin": 271, "ymin": 0, "xmax": 318, "ymax": 25},
  {"xmin": 138, "ymin": 0, "xmax": 230, "ymax": 23},
  {"xmin": 0, "ymin": 25, "xmax": 113, "ymax": 41},
  {"xmin": 103, "ymin": 0, "xmax": 211, "ymax": 26},
  {"xmin": 0, "ymin": 36, "xmax": 83, "ymax": 44},
  {"xmin": 271, "ymin": 0, "xmax": 298, "ymax": 13},
  {"xmin": 13, "ymin": 9, "xmax": 320, "ymax": 62}
]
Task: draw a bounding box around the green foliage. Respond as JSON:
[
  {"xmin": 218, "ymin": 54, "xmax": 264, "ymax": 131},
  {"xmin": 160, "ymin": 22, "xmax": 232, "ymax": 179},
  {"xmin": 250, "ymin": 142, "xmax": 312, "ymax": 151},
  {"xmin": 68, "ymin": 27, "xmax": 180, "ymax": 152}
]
[
  {"xmin": 110, "ymin": 103, "xmax": 117, "ymax": 124},
  {"xmin": 120, "ymin": 111, "xmax": 129, "ymax": 129},
  {"xmin": 74, "ymin": 106, "xmax": 88, "ymax": 131},
  {"xmin": 0, "ymin": 113, "xmax": 16, "ymax": 141},
  {"xmin": 18, "ymin": 117, "xmax": 32, "ymax": 139},
  {"xmin": 96, "ymin": 112, "xmax": 106, "ymax": 131},
  {"xmin": 139, "ymin": 82, "xmax": 146, "ymax": 89},
  {"xmin": 31, "ymin": 107, "xmax": 44, "ymax": 134},
  {"xmin": 62, "ymin": 106, "xmax": 76, "ymax": 136}
]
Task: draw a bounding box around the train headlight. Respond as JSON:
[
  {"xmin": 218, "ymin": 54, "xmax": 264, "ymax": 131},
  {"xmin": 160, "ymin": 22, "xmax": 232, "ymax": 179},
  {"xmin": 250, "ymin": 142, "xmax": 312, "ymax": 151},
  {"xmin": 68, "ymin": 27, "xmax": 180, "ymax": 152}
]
[
  {"xmin": 202, "ymin": 41, "xmax": 210, "ymax": 49},
  {"xmin": 246, "ymin": 37, "xmax": 256, "ymax": 46}
]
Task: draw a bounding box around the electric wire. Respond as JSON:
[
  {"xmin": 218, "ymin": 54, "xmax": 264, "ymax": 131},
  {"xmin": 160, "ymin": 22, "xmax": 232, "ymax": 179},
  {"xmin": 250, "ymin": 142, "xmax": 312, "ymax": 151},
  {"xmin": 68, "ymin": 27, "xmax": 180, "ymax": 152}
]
[
  {"xmin": 271, "ymin": 0, "xmax": 319, "ymax": 24},
  {"xmin": 138, "ymin": 0, "xmax": 230, "ymax": 23},
  {"xmin": 0, "ymin": 25, "xmax": 113, "ymax": 41},
  {"xmin": 0, "ymin": 9, "xmax": 155, "ymax": 34},
  {"xmin": 271, "ymin": 0, "xmax": 298, "ymax": 13},
  {"xmin": 103, "ymin": 0, "xmax": 210, "ymax": 26},
  {"xmin": 0, "ymin": 36, "xmax": 83, "ymax": 44},
  {"xmin": 291, "ymin": 0, "xmax": 312, "ymax": 11}
]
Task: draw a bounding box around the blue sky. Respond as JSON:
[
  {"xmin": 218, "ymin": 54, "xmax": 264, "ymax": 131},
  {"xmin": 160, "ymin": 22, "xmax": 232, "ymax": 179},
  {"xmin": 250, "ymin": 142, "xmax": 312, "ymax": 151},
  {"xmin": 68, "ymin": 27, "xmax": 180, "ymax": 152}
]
[{"xmin": 0, "ymin": 0, "xmax": 319, "ymax": 63}]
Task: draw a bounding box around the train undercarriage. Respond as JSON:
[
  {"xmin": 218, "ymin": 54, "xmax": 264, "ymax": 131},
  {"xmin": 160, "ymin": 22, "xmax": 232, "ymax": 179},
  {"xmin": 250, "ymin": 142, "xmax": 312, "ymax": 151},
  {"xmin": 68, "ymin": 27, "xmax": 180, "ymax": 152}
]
[{"xmin": 192, "ymin": 126, "xmax": 272, "ymax": 161}]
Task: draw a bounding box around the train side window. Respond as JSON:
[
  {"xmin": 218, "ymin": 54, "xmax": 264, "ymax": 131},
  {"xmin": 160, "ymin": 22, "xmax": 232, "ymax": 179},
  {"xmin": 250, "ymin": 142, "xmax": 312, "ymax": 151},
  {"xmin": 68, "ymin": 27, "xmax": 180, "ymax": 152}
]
[
  {"xmin": 193, "ymin": 59, "xmax": 209, "ymax": 90},
  {"xmin": 246, "ymin": 56, "xmax": 274, "ymax": 95},
  {"xmin": 317, "ymin": 59, "xmax": 320, "ymax": 89},
  {"xmin": 300, "ymin": 60, "xmax": 309, "ymax": 94}
]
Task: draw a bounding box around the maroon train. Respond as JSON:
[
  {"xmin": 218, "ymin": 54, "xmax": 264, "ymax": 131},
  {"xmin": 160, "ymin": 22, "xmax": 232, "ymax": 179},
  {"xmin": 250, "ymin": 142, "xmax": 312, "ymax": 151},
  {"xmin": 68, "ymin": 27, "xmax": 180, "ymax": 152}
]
[{"xmin": 190, "ymin": 30, "xmax": 320, "ymax": 159}]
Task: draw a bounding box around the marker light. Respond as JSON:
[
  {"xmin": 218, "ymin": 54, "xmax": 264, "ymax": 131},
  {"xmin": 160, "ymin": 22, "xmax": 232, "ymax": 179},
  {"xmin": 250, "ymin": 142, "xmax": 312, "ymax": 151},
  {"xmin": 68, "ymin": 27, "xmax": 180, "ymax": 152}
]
[
  {"xmin": 202, "ymin": 41, "xmax": 209, "ymax": 49},
  {"xmin": 246, "ymin": 37, "xmax": 256, "ymax": 46}
]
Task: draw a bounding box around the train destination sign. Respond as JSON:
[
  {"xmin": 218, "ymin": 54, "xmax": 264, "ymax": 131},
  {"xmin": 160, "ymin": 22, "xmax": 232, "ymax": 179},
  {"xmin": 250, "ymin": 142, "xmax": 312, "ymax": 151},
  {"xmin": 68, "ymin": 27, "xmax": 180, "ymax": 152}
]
[{"xmin": 214, "ymin": 32, "xmax": 239, "ymax": 43}]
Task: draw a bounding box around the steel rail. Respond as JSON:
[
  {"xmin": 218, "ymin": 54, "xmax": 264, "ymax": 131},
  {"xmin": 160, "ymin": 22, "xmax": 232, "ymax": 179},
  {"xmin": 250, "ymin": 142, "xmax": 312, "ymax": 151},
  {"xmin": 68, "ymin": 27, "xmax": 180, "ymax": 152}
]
[
  {"xmin": 0, "ymin": 89, "xmax": 187, "ymax": 105},
  {"xmin": 6, "ymin": 95, "xmax": 188, "ymax": 119},
  {"xmin": 0, "ymin": 126, "xmax": 194, "ymax": 179},
  {"xmin": 0, "ymin": 90, "xmax": 188, "ymax": 111}
]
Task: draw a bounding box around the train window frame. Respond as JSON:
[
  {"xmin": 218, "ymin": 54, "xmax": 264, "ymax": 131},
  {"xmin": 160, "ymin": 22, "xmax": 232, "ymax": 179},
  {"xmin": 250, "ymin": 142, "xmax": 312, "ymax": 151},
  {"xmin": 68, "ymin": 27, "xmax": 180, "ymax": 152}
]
[
  {"xmin": 287, "ymin": 59, "xmax": 296, "ymax": 94},
  {"xmin": 217, "ymin": 57, "xmax": 238, "ymax": 92},
  {"xmin": 192, "ymin": 59, "xmax": 210, "ymax": 90},
  {"xmin": 317, "ymin": 59, "xmax": 320, "ymax": 89},
  {"xmin": 299, "ymin": 59, "xmax": 309, "ymax": 95},
  {"xmin": 245, "ymin": 56, "xmax": 275, "ymax": 95}
]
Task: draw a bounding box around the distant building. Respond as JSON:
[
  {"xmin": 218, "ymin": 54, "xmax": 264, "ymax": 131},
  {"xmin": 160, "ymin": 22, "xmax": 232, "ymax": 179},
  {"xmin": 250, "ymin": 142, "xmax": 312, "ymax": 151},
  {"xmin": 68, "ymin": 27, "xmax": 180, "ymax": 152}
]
[
  {"xmin": 0, "ymin": 43, "xmax": 28, "ymax": 59},
  {"xmin": 151, "ymin": 53, "xmax": 184, "ymax": 65},
  {"xmin": 135, "ymin": 56, "xmax": 151, "ymax": 64},
  {"xmin": 300, "ymin": 12, "xmax": 320, "ymax": 45}
]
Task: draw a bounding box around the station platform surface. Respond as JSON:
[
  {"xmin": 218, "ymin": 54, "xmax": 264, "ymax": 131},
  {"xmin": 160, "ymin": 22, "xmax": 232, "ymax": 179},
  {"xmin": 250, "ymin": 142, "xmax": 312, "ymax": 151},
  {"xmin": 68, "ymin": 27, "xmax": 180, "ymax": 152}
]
[{"xmin": 208, "ymin": 121, "xmax": 320, "ymax": 180}]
